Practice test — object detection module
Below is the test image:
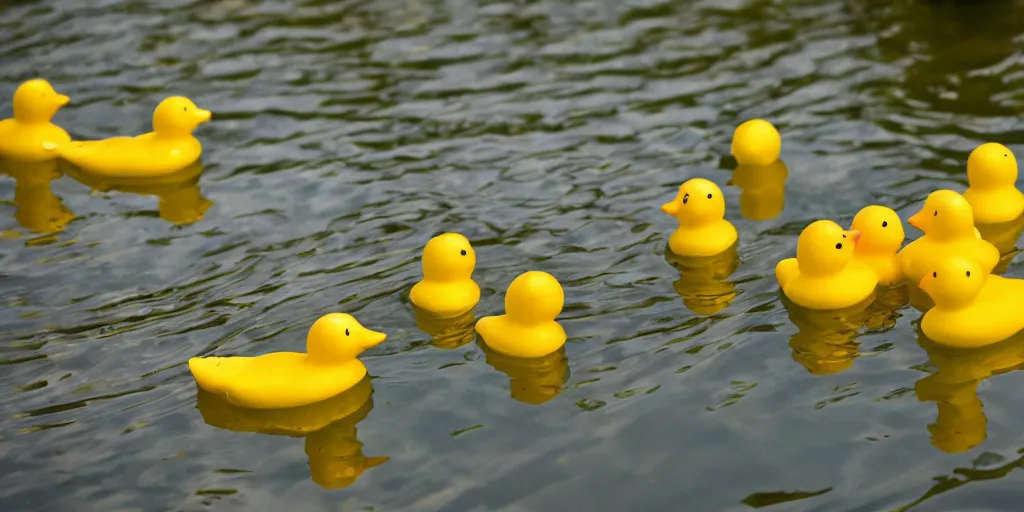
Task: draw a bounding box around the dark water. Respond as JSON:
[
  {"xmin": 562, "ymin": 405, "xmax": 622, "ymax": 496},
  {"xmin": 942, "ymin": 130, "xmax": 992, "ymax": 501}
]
[{"xmin": 2, "ymin": 0, "xmax": 1024, "ymax": 510}]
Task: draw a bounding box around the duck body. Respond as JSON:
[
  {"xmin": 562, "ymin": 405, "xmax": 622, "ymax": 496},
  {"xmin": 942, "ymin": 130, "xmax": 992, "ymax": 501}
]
[
  {"xmin": 776, "ymin": 220, "xmax": 878, "ymax": 310},
  {"xmin": 475, "ymin": 271, "xmax": 567, "ymax": 359},
  {"xmin": 963, "ymin": 142, "xmax": 1024, "ymax": 225},
  {"xmin": 662, "ymin": 178, "xmax": 737, "ymax": 257},
  {"xmin": 921, "ymin": 273, "xmax": 1024, "ymax": 349},
  {"xmin": 780, "ymin": 260, "xmax": 877, "ymax": 311},
  {"xmin": 667, "ymin": 222, "xmax": 738, "ymax": 258},
  {"xmin": 410, "ymin": 233, "xmax": 480, "ymax": 316},
  {"xmin": 0, "ymin": 79, "xmax": 71, "ymax": 162}
]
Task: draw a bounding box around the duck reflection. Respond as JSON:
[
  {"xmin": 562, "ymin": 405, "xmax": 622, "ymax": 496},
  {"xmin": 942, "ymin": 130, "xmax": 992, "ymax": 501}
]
[
  {"xmin": 783, "ymin": 294, "xmax": 874, "ymax": 375},
  {"xmin": 61, "ymin": 160, "xmax": 212, "ymax": 225},
  {"xmin": 729, "ymin": 160, "xmax": 788, "ymax": 221},
  {"xmin": 977, "ymin": 215, "xmax": 1024, "ymax": 275},
  {"xmin": 196, "ymin": 376, "xmax": 387, "ymax": 489},
  {"xmin": 479, "ymin": 340, "xmax": 569, "ymax": 405},
  {"xmin": 915, "ymin": 331, "xmax": 1024, "ymax": 454},
  {"xmin": 413, "ymin": 305, "xmax": 476, "ymax": 349},
  {"xmin": 664, "ymin": 243, "xmax": 739, "ymax": 315},
  {"xmin": 0, "ymin": 159, "xmax": 74, "ymax": 233},
  {"xmin": 864, "ymin": 285, "xmax": 909, "ymax": 332}
]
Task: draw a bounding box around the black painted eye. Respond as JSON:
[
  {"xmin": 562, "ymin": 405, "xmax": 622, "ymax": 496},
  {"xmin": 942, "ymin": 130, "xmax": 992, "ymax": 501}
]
[
  {"xmin": 183, "ymin": 106, "xmax": 187, "ymax": 111},
  {"xmin": 706, "ymin": 193, "xmax": 712, "ymax": 199},
  {"xmin": 882, "ymin": 221, "xmax": 888, "ymax": 227},
  {"xmin": 345, "ymin": 329, "xmax": 350, "ymax": 336},
  {"xmin": 835, "ymin": 242, "xmax": 842, "ymax": 249},
  {"xmin": 932, "ymin": 272, "xmax": 937, "ymax": 278},
  {"xmin": 966, "ymin": 271, "xmax": 971, "ymax": 277},
  {"xmin": 842, "ymin": 234, "xmax": 846, "ymax": 238},
  {"xmin": 460, "ymin": 249, "xmax": 467, "ymax": 256},
  {"xmin": 682, "ymin": 193, "xmax": 689, "ymax": 205},
  {"xmin": 1005, "ymin": 154, "xmax": 1008, "ymax": 157},
  {"xmin": 933, "ymin": 210, "xmax": 938, "ymax": 216}
]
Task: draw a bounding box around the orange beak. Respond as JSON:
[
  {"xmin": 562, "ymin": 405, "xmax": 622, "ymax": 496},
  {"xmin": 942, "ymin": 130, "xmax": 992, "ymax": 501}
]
[
  {"xmin": 54, "ymin": 94, "xmax": 70, "ymax": 107},
  {"xmin": 918, "ymin": 272, "xmax": 934, "ymax": 291},
  {"xmin": 847, "ymin": 229, "xmax": 861, "ymax": 245},
  {"xmin": 661, "ymin": 200, "xmax": 680, "ymax": 216},
  {"xmin": 907, "ymin": 210, "xmax": 923, "ymax": 230}
]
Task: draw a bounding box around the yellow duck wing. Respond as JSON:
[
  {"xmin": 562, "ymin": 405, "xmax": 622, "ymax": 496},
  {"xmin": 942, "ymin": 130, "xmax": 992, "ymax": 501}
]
[
  {"xmin": 974, "ymin": 239, "xmax": 1001, "ymax": 273},
  {"xmin": 775, "ymin": 258, "xmax": 799, "ymax": 288}
]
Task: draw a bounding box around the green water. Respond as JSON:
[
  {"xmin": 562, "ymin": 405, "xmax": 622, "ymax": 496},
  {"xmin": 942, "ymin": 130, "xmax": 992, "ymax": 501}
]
[{"xmin": 2, "ymin": 0, "xmax": 1024, "ymax": 510}]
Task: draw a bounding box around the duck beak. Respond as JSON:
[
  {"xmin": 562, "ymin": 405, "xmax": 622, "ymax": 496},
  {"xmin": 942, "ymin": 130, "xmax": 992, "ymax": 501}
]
[
  {"xmin": 359, "ymin": 329, "xmax": 387, "ymax": 350},
  {"xmin": 195, "ymin": 108, "xmax": 212, "ymax": 123},
  {"xmin": 661, "ymin": 200, "xmax": 680, "ymax": 216},
  {"xmin": 54, "ymin": 94, "xmax": 70, "ymax": 107},
  {"xmin": 918, "ymin": 272, "xmax": 933, "ymax": 291},
  {"xmin": 847, "ymin": 229, "xmax": 861, "ymax": 245},
  {"xmin": 907, "ymin": 210, "xmax": 923, "ymax": 230}
]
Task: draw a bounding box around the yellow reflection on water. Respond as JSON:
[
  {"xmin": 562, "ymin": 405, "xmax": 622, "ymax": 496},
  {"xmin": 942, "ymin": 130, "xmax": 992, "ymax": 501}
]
[
  {"xmin": 664, "ymin": 243, "xmax": 739, "ymax": 316},
  {"xmin": 915, "ymin": 332, "xmax": 1024, "ymax": 454},
  {"xmin": 782, "ymin": 294, "xmax": 875, "ymax": 375},
  {"xmin": 62, "ymin": 160, "xmax": 212, "ymax": 225},
  {"xmin": 977, "ymin": 215, "xmax": 1024, "ymax": 275},
  {"xmin": 730, "ymin": 160, "xmax": 788, "ymax": 221},
  {"xmin": 479, "ymin": 340, "xmax": 569, "ymax": 405},
  {"xmin": 0, "ymin": 159, "xmax": 74, "ymax": 234},
  {"xmin": 196, "ymin": 376, "xmax": 387, "ymax": 489},
  {"xmin": 413, "ymin": 304, "xmax": 476, "ymax": 349}
]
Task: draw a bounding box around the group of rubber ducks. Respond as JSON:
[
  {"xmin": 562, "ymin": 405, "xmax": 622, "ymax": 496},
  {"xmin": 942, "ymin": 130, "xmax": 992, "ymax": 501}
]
[{"xmin": 0, "ymin": 79, "xmax": 214, "ymax": 232}]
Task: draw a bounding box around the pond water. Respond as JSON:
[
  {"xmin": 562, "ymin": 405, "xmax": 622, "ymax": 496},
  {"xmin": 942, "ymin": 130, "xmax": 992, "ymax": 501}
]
[{"xmin": 2, "ymin": 0, "xmax": 1024, "ymax": 510}]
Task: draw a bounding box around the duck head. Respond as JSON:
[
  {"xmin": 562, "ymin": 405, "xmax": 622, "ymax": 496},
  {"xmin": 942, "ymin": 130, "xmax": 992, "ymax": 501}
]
[
  {"xmin": 796, "ymin": 220, "xmax": 860, "ymax": 276},
  {"xmin": 421, "ymin": 232, "xmax": 476, "ymax": 282},
  {"xmin": 967, "ymin": 142, "xmax": 1017, "ymax": 189},
  {"xmin": 918, "ymin": 257, "xmax": 986, "ymax": 309},
  {"xmin": 661, "ymin": 178, "xmax": 726, "ymax": 226},
  {"xmin": 908, "ymin": 190, "xmax": 976, "ymax": 240},
  {"xmin": 153, "ymin": 96, "xmax": 212, "ymax": 136},
  {"xmin": 13, "ymin": 79, "xmax": 69, "ymax": 123},
  {"xmin": 850, "ymin": 205, "xmax": 904, "ymax": 255},
  {"xmin": 306, "ymin": 313, "xmax": 386, "ymax": 362},
  {"xmin": 504, "ymin": 271, "xmax": 564, "ymax": 325},
  {"xmin": 731, "ymin": 119, "xmax": 781, "ymax": 166}
]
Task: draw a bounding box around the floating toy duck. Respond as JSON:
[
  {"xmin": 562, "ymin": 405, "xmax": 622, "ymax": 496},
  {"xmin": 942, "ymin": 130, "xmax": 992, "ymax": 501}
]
[
  {"xmin": 661, "ymin": 178, "xmax": 737, "ymax": 257},
  {"xmin": 197, "ymin": 376, "xmax": 388, "ymax": 489},
  {"xmin": 963, "ymin": 142, "xmax": 1024, "ymax": 225},
  {"xmin": 58, "ymin": 96, "xmax": 210, "ymax": 178},
  {"xmin": 731, "ymin": 159, "xmax": 788, "ymax": 220},
  {"xmin": 480, "ymin": 342, "xmax": 570, "ymax": 405},
  {"xmin": 475, "ymin": 271, "xmax": 566, "ymax": 359},
  {"xmin": 413, "ymin": 305, "xmax": 475, "ymax": 350},
  {"xmin": 188, "ymin": 313, "xmax": 386, "ymax": 409},
  {"xmin": 410, "ymin": 232, "xmax": 480, "ymax": 316},
  {"xmin": 898, "ymin": 190, "xmax": 1000, "ymax": 287},
  {"xmin": 850, "ymin": 205, "xmax": 905, "ymax": 286},
  {"xmin": 919, "ymin": 257, "xmax": 1024, "ymax": 349},
  {"xmin": 1, "ymin": 159, "xmax": 74, "ymax": 233},
  {"xmin": 783, "ymin": 295, "xmax": 873, "ymax": 375},
  {"xmin": 731, "ymin": 119, "xmax": 781, "ymax": 166},
  {"xmin": 665, "ymin": 245, "xmax": 739, "ymax": 315},
  {"xmin": 0, "ymin": 79, "xmax": 71, "ymax": 163},
  {"xmin": 776, "ymin": 220, "xmax": 877, "ymax": 310}
]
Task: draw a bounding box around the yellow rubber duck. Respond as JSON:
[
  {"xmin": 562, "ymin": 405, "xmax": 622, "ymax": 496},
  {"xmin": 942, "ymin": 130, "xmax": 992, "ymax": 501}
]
[
  {"xmin": 963, "ymin": 142, "xmax": 1024, "ymax": 225},
  {"xmin": 188, "ymin": 313, "xmax": 386, "ymax": 409},
  {"xmin": 661, "ymin": 178, "xmax": 737, "ymax": 257},
  {"xmin": 409, "ymin": 232, "xmax": 480, "ymax": 316},
  {"xmin": 731, "ymin": 119, "xmax": 781, "ymax": 166},
  {"xmin": 197, "ymin": 376, "xmax": 388, "ymax": 489},
  {"xmin": 898, "ymin": 189, "xmax": 1000, "ymax": 287},
  {"xmin": 480, "ymin": 342, "xmax": 569, "ymax": 405},
  {"xmin": 0, "ymin": 79, "xmax": 71, "ymax": 163},
  {"xmin": 730, "ymin": 159, "xmax": 788, "ymax": 220},
  {"xmin": 475, "ymin": 271, "xmax": 566, "ymax": 359},
  {"xmin": 665, "ymin": 245, "xmax": 739, "ymax": 315},
  {"xmin": 919, "ymin": 257, "xmax": 1024, "ymax": 349},
  {"xmin": 776, "ymin": 220, "xmax": 878, "ymax": 310},
  {"xmin": 58, "ymin": 96, "xmax": 210, "ymax": 177},
  {"xmin": 850, "ymin": 205, "xmax": 905, "ymax": 286},
  {"xmin": 783, "ymin": 295, "xmax": 873, "ymax": 375},
  {"xmin": 1, "ymin": 159, "xmax": 74, "ymax": 233},
  {"xmin": 413, "ymin": 305, "xmax": 475, "ymax": 350}
]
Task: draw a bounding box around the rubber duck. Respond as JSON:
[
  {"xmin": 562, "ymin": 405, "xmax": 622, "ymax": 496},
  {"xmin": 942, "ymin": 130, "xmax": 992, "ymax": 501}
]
[
  {"xmin": 898, "ymin": 190, "xmax": 1000, "ymax": 287},
  {"xmin": 915, "ymin": 332, "xmax": 1024, "ymax": 453},
  {"xmin": 475, "ymin": 271, "xmax": 566, "ymax": 359},
  {"xmin": 196, "ymin": 376, "xmax": 388, "ymax": 489},
  {"xmin": 0, "ymin": 79, "xmax": 71, "ymax": 163},
  {"xmin": 731, "ymin": 119, "xmax": 781, "ymax": 166},
  {"xmin": 783, "ymin": 295, "xmax": 873, "ymax": 375},
  {"xmin": 57, "ymin": 96, "xmax": 210, "ymax": 177},
  {"xmin": 919, "ymin": 257, "xmax": 1024, "ymax": 349},
  {"xmin": 410, "ymin": 232, "xmax": 480, "ymax": 316},
  {"xmin": 850, "ymin": 205, "xmax": 905, "ymax": 286},
  {"xmin": 963, "ymin": 142, "xmax": 1024, "ymax": 225},
  {"xmin": 413, "ymin": 305, "xmax": 475, "ymax": 349},
  {"xmin": 776, "ymin": 220, "xmax": 878, "ymax": 310},
  {"xmin": 665, "ymin": 245, "xmax": 739, "ymax": 315},
  {"xmin": 480, "ymin": 342, "xmax": 569, "ymax": 405},
  {"xmin": 661, "ymin": 178, "xmax": 737, "ymax": 257},
  {"xmin": 0, "ymin": 159, "xmax": 74, "ymax": 233},
  {"xmin": 730, "ymin": 159, "xmax": 788, "ymax": 220},
  {"xmin": 188, "ymin": 313, "xmax": 386, "ymax": 409}
]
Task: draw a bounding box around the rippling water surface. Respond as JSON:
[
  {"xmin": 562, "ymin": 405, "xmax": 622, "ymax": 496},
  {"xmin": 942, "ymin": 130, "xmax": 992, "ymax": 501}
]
[{"xmin": 2, "ymin": 0, "xmax": 1024, "ymax": 510}]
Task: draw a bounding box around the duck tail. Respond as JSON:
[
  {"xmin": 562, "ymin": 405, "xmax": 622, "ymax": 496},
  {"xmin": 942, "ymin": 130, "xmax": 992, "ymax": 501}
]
[
  {"xmin": 188, "ymin": 356, "xmax": 232, "ymax": 394},
  {"xmin": 775, "ymin": 258, "xmax": 798, "ymax": 288}
]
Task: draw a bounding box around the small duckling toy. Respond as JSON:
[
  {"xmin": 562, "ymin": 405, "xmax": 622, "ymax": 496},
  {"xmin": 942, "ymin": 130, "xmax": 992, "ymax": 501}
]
[
  {"xmin": 776, "ymin": 220, "xmax": 877, "ymax": 310},
  {"xmin": 0, "ymin": 79, "xmax": 71, "ymax": 162},
  {"xmin": 410, "ymin": 232, "xmax": 480, "ymax": 316},
  {"xmin": 731, "ymin": 119, "xmax": 781, "ymax": 166},
  {"xmin": 850, "ymin": 205, "xmax": 905, "ymax": 286},
  {"xmin": 58, "ymin": 96, "xmax": 210, "ymax": 177},
  {"xmin": 188, "ymin": 313, "xmax": 386, "ymax": 409},
  {"xmin": 475, "ymin": 271, "xmax": 566, "ymax": 359},
  {"xmin": 661, "ymin": 178, "xmax": 737, "ymax": 257},
  {"xmin": 963, "ymin": 142, "xmax": 1023, "ymax": 225},
  {"xmin": 919, "ymin": 257, "xmax": 1024, "ymax": 349},
  {"xmin": 898, "ymin": 190, "xmax": 1000, "ymax": 286},
  {"xmin": 731, "ymin": 159, "xmax": 788, "ymax": 221}
]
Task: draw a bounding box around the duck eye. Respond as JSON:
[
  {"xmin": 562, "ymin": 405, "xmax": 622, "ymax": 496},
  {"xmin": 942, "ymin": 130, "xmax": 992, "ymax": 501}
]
[
  {"xmin": 345, "ymin": 328, "xmax": 350, "ymax": 336},
  {"xmin": 835, "ymin": 242, "xmax": 842, "ymax": 249},
  {"xmin": 706, "ymin": 193, "xmax": 712, "ymax": 199},
  {"xmin": 932, "ymin": 272, "xmax": 937, "ymax": 278},
  {"xmin": 183, "ymin": 106, "xmax": 187, "ymax": 111},
  {"xmin": 682, "ymin": 193, "xmax": 689, "ymax": 205},
  {"xmin": 882, "ymin": 221, "xmax": 888, "ymax": 227},
  {"xmin": 933, "ymin": 210, "xmax": 938, "ymax": 216},
  {"xmin": 460, "ymin": 249, "xmax": 467, "ymax": 256},
  {"xmin": 966, "ymin": 271, "xmax": 971, "ymax": 277}
]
